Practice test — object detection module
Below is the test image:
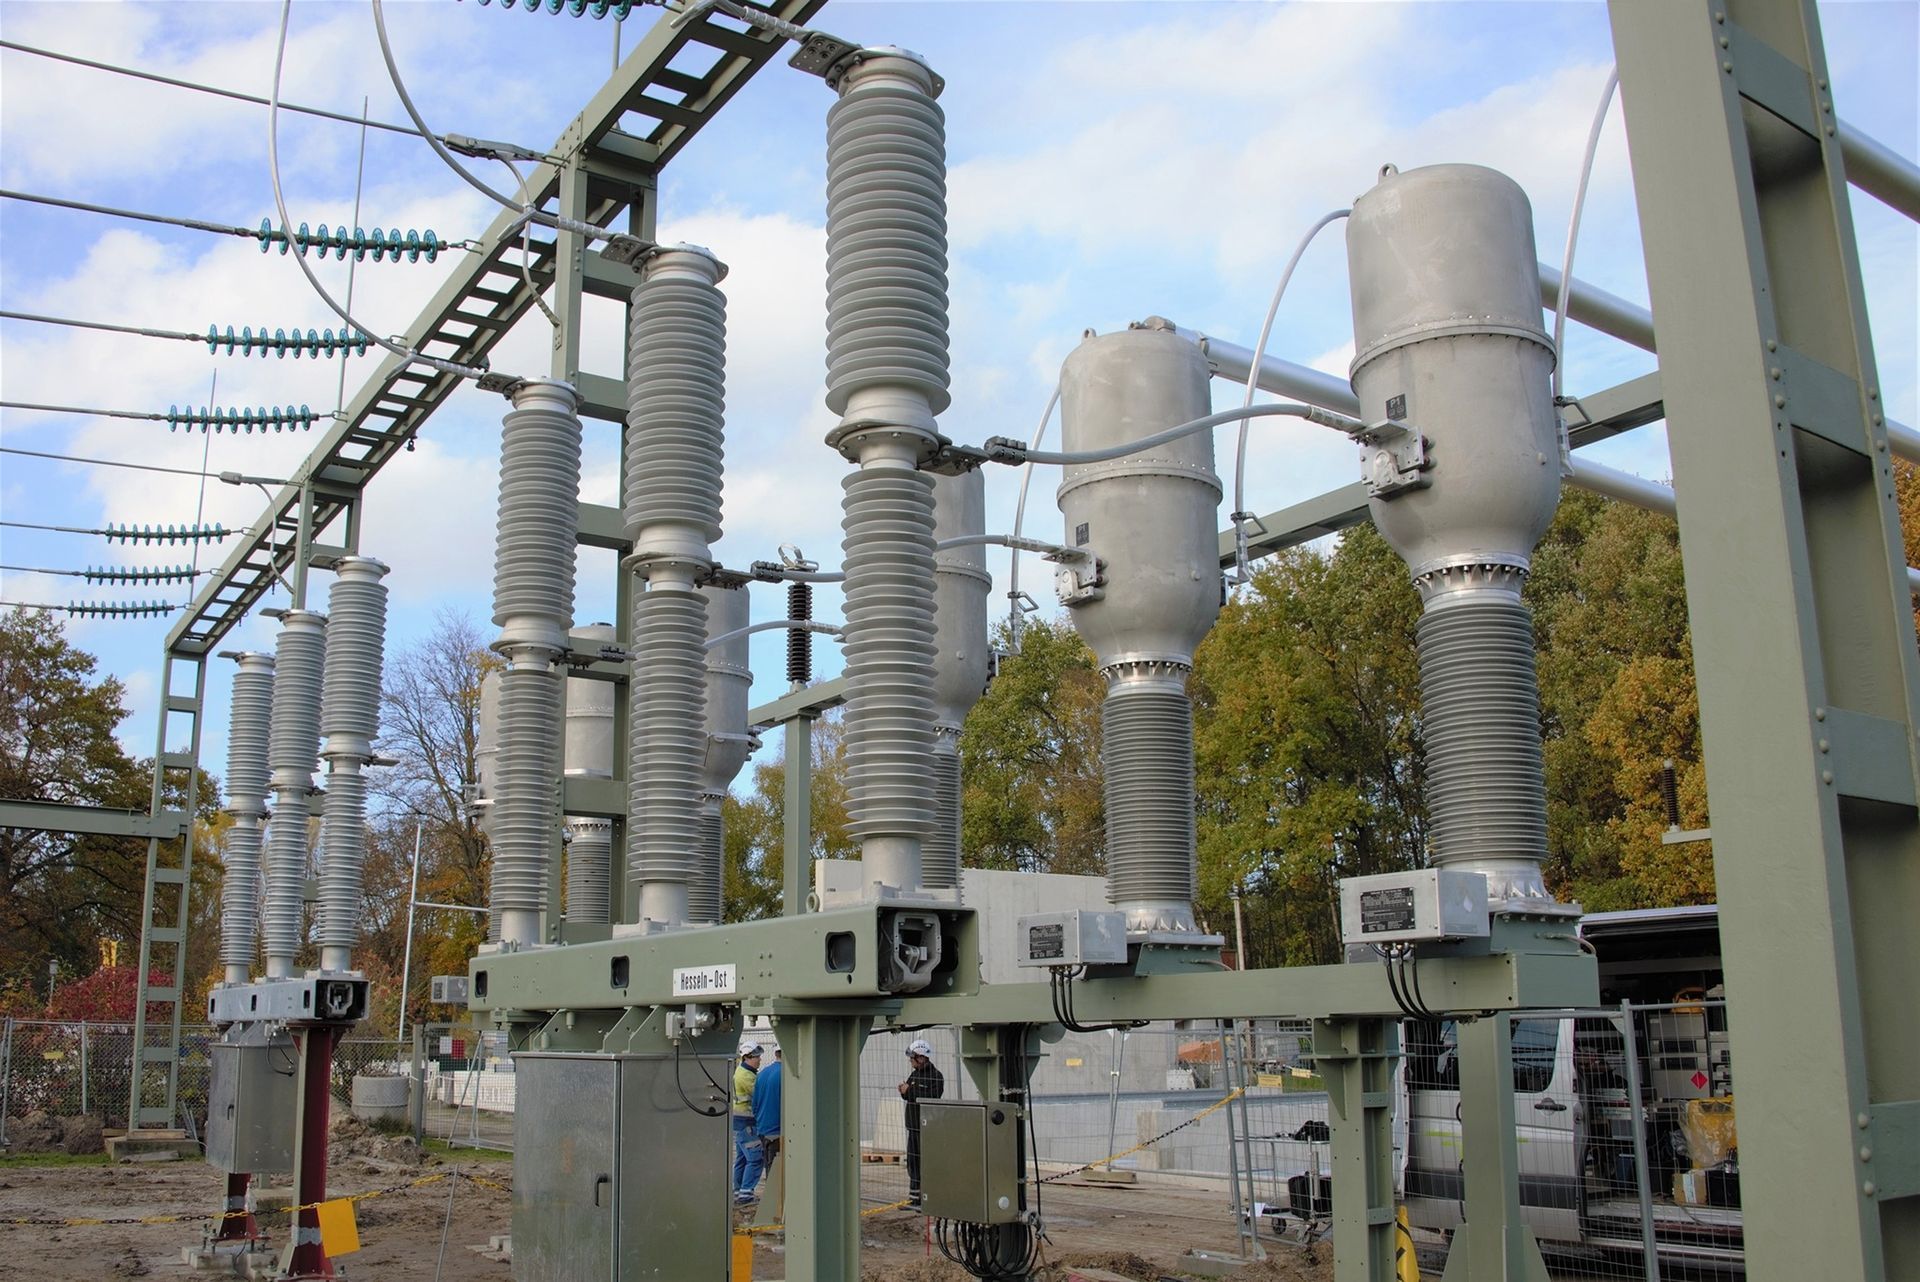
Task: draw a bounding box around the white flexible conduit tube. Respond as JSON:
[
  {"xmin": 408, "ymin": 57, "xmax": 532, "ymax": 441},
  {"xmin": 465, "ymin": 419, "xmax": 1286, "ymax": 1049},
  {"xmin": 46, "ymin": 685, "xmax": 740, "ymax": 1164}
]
[
  {"xmin": 1005, "ymin": 385, "xmax": 1060, "ymax": 652},
  {"xmin": 317, "ymin": 557, "xmax": 389, "ymax": 972},
  {"xmin": 821, "ymin": 48, "xmax": 951, "ymax": 897},
  {"xmin": 489, "ymin": 381, "xmax": 582, "ymax": 946},
  {"xmin": 1231, "ymin": 208, "xmax": 1350, "ymax": 583},
  {"xmin": 270, "ymin": 0, "xmax": 485, "ymax": 382},
  {"xmin": 263, "ymin": 610, "xmax": 326, "ymax": 978},
  {"xmin": 1551, "ymin": 67, "xmax": 1620, "ymax": 456},
  {"xmin": 220, "ymin": 653, "xmax": 275, "ymax": 985}
]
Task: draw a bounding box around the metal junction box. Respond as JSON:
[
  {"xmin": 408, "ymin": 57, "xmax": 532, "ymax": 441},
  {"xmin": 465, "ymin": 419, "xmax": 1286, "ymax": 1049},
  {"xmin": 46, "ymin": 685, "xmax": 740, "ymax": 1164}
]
[
  {"xmin": 511, "ymin": 1051, "xmax": 731, "ymax": 1280},
  {"xmin": 429, "ymin": 975, "xmax": 470, "ymax": 1004},
  {"xmin": 205, "ymin": 1034, "xmax": 298, "ymax": 1173},
  {"xmin": 1338, "ymin": 869, "xmax": 1490, "ymax": 946},
  {"xmin": 918, "ymin": 1100, "xmax": 1025, "ymax": 1224},
  {"xmin": 1013, "ymin": 910, "xmax": 1128, "ymax": 968}
]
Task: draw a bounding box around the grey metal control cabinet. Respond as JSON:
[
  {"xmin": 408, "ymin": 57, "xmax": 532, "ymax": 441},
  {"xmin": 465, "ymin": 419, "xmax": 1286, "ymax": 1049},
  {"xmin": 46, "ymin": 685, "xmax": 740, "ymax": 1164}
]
[
  {"xmin": 512, "ymin": 1051, "xmax": 731, "ymax": 1280},
  {"xmin": 918, "ymin": 1100, "xmax": 1025, "ymax": 1224},
  {"xmin": 205, "ymin": 1035, "xmax": 298, "ymax": 1173}
]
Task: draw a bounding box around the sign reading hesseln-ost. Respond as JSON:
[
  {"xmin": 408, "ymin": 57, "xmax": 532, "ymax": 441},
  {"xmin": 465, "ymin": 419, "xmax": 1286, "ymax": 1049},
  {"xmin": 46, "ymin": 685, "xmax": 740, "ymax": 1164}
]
[{"xmin": 671, "ymin": 963, "xmax": 738, "ymax": 999}]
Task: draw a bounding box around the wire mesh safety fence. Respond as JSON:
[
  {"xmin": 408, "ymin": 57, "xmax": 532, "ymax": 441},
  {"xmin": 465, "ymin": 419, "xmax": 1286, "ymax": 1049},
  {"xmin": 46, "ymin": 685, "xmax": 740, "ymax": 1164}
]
[{"xmin": 1, "ymin": 1005, "xmax": 1738, "ymax": 1280}]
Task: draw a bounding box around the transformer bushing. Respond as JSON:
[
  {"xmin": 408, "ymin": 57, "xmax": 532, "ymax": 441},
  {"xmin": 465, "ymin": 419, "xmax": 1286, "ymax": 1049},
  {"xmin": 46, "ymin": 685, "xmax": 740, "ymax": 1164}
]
[
  {"xmin": 623, "ymin": 247, "xmax": 727, "ymax": 927},
  {"xmin": 563, "ymin": 623, "xmax": 616, "ymax": 926},
  {"xmin": 1057, "ymin": 325, "xmax": 1222, "ymax": 935},
  {"xmin": 822, "ymin": 49, "xmax": 951, "ymax": 894},
  {"xmin": 317, "ymin": 557, "xmax": 389, "ymax": 972},
  {"xmin": 220, "ymin": 652, "xmax": 275, "ymax": 984},
  {"xmin": 928, "ymin": 469, "xmax": 990, "ymax": 890},
  {"xmin": 694, "ymin": 583, "xmax": 754, "ymax": 924},
  {"xmin": 262, "ymin": 610, "xmax": 327, "ymax": 977},
  {"xmin": 490, "ymin": 380, "xmax": 583, "ymax": 946},
  {"xmin": 1346, "ymin": 163, "xmax": 1562, "ymax": 908}
]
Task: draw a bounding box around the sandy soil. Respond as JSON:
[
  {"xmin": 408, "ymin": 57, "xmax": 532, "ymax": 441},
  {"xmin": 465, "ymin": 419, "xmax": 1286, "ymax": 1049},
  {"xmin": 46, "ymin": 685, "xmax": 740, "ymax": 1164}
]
[{"xmin": 0, "ymin": 1157, "xmax": 1333, "ymax": 1281}]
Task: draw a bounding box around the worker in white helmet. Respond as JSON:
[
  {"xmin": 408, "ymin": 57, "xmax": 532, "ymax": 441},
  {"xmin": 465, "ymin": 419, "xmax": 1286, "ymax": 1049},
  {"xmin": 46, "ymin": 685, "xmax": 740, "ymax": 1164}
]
[
  {"xmin": 898, "ymin": 1038, "xmax": 945, "ymax": 1206},
  {"xmin": 732, "ymin": 1042, "xmax": 765, "ymax": 1204}
]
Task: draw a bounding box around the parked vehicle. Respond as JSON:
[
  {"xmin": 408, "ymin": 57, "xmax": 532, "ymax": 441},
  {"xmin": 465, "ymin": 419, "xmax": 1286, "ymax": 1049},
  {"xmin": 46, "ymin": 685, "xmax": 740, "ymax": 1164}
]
[{"xmin": 1287, "ymin": 905, "xmax": 1743, "ymax": 1273}]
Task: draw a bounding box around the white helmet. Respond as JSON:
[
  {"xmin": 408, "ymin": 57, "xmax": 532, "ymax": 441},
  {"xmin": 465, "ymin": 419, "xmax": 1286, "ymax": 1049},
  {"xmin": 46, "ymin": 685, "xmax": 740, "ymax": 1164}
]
[
  {"xmin": 907, "ymin": 1039, "xmax": 933, "ymax": 1058},
  {"xmin": 739, "ymin": 1042, "xmax": 764, "ymax": 1058}
]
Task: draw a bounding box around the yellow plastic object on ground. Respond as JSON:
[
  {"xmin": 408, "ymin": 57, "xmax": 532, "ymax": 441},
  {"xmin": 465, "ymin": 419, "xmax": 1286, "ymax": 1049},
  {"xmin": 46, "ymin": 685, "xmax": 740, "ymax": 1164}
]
[
  {"xmin": 731, "ymin": 1232, "xmax": 754, "ymax": 1279},
  {"xmin": 1395, "ymin": 1204, "xmax": 1421, "ymax": 1282},
  {"xmin": 1681, "ymin": 1096, "xmax": 1737, "ymax": 1168},
  {"xmin": 314, "ymin": 1198, "xmax": 360, "ymax": 1256}
]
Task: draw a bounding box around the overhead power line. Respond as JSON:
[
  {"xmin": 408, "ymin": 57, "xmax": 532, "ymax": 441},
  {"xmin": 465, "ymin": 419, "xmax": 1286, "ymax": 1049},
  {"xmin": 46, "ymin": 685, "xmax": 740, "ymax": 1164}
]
[
  {"xmin": 0, "ymin": 311, "xmax": 373, "ymax": 359},
  {"xmin": 0, "ymin": 189, "xmax": 463, "ymax": 262},
  {"xmin": 0, "ymin": 599, "xmax": 179, "ymax": 619},
  {"xmin": 0, "ymin": 37, "xmax": 560, "ymax": 154},
  {"xmin": 0, "ymin": 445, "xmax": 288, "ymax": 486},
  {"xmin": 0, "ymin": 564, "xmax": 203, "ymax": 585}
]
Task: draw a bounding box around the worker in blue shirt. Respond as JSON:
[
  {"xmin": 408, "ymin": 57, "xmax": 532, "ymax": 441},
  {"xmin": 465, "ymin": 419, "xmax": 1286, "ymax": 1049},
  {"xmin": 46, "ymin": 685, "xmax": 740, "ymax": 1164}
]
[
  {"xmin": 751, "ymin": 1047, "xmax": 783, "ymax": 1156},
  {"xmin": 731, "ymin": 1042, "xmax": 765, "ymax": 1204}
]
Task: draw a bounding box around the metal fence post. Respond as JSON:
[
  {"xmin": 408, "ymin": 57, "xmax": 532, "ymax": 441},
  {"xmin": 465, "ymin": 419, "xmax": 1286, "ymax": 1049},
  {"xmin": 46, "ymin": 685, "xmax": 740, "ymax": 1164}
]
[
  {"xmin": 1219, "ymin": 1025, "xmax": 1250, "ymax": 1258},
  {"xmin": 1617, "ymin": 1002, "xmax": 1661, "ymax": 1282},
  {"xmin": 80, "ymin": 1023, "xmax": 89, "ymax": 1116},
  {"xmin": 411, "ymin": 1024, "xmax": 426, "ymax": 1145},
  {"xmin": 0, "ymin": 1016, "xmax": 11, "ymax": 1145}
]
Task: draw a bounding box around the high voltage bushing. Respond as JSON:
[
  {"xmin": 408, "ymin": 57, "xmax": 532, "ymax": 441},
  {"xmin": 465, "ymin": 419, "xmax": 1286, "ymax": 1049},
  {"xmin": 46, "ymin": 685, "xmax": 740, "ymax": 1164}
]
[
  {"xmin": 85, "ymin": 564, "xmax": 196, "ymax": 585},
  {"xmin": 220, "ymin": 652, "xmax": 275, "ymax": 984},
  {"xmin": 263, "ymin": 610, "xmax": 327, "ymax": 978},
  {"xmin": 204, "ymin": 325, "xmax": 371, "ymax": 359},
  {"xmin": 927, "ymin": 469, "xmax": 990, "ymax": 891},
  {"xmin": 167, "ymin": 404, "xmax": 317, "ymax": 434},
  {"xmin": 1346, "ymin": 163, "xmax": 1561, "ymax": 908},
  {"xmin": 318, "ymin": 558, "xmax": 389, "ymax": 972},
  {"xmin": 467, "ymin": 0, "xmax": 635, "ymax": 16},
  {"xmin": 104, "ymin": 523, "xmax": 230, "ymax": 545},
  {"xmin": 257, "ymin": 220, "xmax": 441, "ymax": 263},
  {"xmin": 1057, "ymin": 325, "xmax": 1222, "ymax": 935},
  {"xmin": 623, "ymin": 248, "xmax": 727, "ymax": 926},
  {"xmin": 823, "ymin": 49, "xmax": 952, "ymax": 435},
  {"xmin": 489, "ymin": 380, "xmax": 582, "ymax": 946},
  {"xmin": 822, "ymin": 49, "xmax": 952, "ymax": 895},
  {"xmin": 695, "ymin": 582, "xmax": 755, "ymax": 924}
]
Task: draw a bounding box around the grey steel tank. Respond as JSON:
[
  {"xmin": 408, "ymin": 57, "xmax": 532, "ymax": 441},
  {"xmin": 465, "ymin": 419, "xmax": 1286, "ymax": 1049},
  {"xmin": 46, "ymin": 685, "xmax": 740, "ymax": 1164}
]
[
  {"xmin": 1057, "ymin": 324, "xmax": 1222, "ymax": 935},
  {"xmin": 692, "ymin": 582, "xmax": 755, "ymax": 924},
  {"xmin": 1346, "ymin": 162, "xmax": 1562, "ymax": 907},
  {"xmin": 563, "ymin": 622, "xmax": 617, "ymax": 926},
  {"xmin": 928, "ymin": 468, "xmax": 991, "ymax": 890}
]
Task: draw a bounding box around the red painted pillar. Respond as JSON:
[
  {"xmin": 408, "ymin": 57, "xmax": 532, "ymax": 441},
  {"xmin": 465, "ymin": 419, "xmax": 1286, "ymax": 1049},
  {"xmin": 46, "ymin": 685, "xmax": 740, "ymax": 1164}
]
[
  {"xmin": 281, "ymin": 1025, "xmax": 339, "ymax": 1280},
  {"xmin": 214, "ymin": 1170, "xmax": 260, "ymax": 1244}
]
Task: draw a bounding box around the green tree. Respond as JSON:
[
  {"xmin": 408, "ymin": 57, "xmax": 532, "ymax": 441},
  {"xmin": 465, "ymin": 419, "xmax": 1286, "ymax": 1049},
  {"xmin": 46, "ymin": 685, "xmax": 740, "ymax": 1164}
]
[
  {"xmin": 958, "ymin": 618, "xmax": 1104, "ymax": 875},
  {"xmin": 0, "ymin": 608, "xmax": 153, "ymax": 996},
  {"xmin": 1192, "ymin": 524, "xmax": 1425, "ymax": 965},
  {"xmin": 723, "ymin": 714, "xmax": 854, "ymax": 922}
]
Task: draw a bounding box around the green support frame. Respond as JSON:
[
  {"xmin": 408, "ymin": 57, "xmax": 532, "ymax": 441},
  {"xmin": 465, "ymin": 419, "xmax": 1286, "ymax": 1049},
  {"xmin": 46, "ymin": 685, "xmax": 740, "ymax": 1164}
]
[{"xmin": 1609, "ymin": 1, "xmax": 1920, "ymax": 1275}]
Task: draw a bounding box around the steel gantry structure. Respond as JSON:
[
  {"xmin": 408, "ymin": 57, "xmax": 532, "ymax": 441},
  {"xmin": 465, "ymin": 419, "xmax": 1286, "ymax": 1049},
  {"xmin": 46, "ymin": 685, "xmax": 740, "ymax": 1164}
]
[
  {"xmin": 106, "ymin": 0, "xmax": 825, "ymax": 1133},
  {"xmin": 1, "ymin": 0, "xmax": 1902, "ymax": 1275}
]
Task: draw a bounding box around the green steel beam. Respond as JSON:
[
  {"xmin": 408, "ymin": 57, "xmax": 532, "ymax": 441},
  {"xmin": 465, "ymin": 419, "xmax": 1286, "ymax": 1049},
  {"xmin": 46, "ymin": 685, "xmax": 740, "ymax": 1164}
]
[
  {"xmin": 1609, "ymin": 2, "xmax": 1920, "ymax": 1276},
  {"xmin": 749, "ymin": 677, "xmax": 848, "ymax": 731},
  {"xmin": 1318, "ymin": 1018, "xmax": 1399, "ymax": 1282},
  {"xmin": 1442, "ymin": 1016, "xmax": 1552, "ymax": 1282},
  {"xmin": 0, "ymin": 799, "xmax": 184, "ymax": 840}
]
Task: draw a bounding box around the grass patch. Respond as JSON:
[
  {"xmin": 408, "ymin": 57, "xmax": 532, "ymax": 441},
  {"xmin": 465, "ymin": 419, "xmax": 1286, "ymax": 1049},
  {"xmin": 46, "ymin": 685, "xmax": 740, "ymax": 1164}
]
[
  {"xmin": 0, "ymin": 1150, "xmax": 113, "ymax": 1168},
  {"xmin": 422, "ymin": 1139, "xmax": 512, "ymax": 1163}
]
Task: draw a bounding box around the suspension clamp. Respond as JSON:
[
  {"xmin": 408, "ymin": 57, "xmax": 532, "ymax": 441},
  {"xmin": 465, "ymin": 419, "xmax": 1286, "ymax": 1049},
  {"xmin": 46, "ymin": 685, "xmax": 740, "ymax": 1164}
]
[
  {"xmin": 924, "ymin": 442, "xmax": 992, "ymax": 475},
  {"xmin": 981, "ymin": 436, "xmax": 1029, "ymax": 465},
  {"xmin": 1357, "ymin": 418, "xmax": 1433, "ymax": 500}
]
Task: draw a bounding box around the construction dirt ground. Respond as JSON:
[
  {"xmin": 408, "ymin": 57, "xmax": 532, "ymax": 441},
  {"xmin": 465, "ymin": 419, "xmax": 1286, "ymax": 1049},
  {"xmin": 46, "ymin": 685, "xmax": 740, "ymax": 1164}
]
[{"xmin": 0, "ymin": 1143, "xmax": 1337, "ymax": 1282}]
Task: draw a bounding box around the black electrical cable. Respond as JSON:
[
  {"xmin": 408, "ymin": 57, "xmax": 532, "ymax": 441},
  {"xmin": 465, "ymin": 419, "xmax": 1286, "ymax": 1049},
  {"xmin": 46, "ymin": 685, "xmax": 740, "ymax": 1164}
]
[
  {"xmin": 1374, "ymin": 944, "xmax": 1419, "ymax": 1019},
  {"xmin": 670, "ymin": 1040, "xmax": 725, "ymax": 1117},
  {"xmin": 1401, "ymin": 947, "xmax": 1443, "ymax": 1021},
  {"xmin": 1050, "ymin": 965, "xmax": 1147, "ymax": 1034}
]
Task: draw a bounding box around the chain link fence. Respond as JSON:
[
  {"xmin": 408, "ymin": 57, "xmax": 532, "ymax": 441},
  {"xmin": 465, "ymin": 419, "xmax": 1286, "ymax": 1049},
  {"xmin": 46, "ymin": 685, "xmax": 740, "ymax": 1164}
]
[
  {"xmin": 0, "ymin": 1019, "xmax": 416, "ymax": 1147},
  {"xmin": 4, "ymin": 1007, "xmax": 1740, "ymax": 1280}
]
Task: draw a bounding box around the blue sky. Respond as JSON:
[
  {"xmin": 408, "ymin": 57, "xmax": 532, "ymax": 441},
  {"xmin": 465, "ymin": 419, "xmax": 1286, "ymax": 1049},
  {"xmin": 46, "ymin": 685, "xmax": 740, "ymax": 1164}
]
[{"xmin": 1, "ymin": 0, "xmax": 1914, "ymax": 794}]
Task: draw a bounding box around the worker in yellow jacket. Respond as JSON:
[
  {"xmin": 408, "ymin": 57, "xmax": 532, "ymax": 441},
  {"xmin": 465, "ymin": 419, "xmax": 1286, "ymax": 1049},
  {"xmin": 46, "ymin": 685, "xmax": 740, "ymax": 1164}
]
[{"xmin": 732, "ymin": 1043, "xmax": 764, "ymax": 1204}]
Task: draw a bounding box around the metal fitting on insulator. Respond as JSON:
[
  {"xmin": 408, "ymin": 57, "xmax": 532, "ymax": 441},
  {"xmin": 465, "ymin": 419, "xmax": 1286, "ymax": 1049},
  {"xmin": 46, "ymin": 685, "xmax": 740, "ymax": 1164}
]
[{"xmin": 787, "ymin": 581, "xmax": 813, "ymax": 685}]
